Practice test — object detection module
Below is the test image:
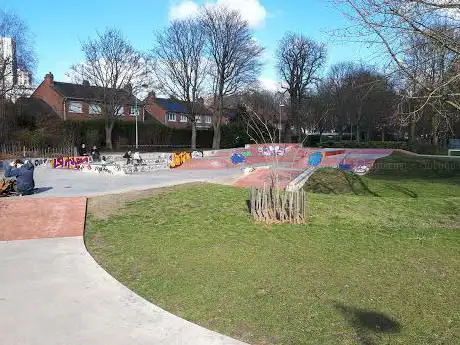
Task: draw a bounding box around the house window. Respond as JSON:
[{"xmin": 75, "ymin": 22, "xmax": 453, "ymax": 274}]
[
  {"xmin": 69, "ymin": 101, "xmax": 82, "ymax": 113},
  {"xmin": 89, "ymin": 104, "xmax": 101, "ymax": 115},
  {"xmin": 205, "ymin": 116, "xmax": 212, "ymax": 124},
  {"xmin": 195, "ymin": 115, "xmax": 201, "ymax": 123},
  {"xmin": 130, "ymin": 106, "xmax": 139, "ymax": 117},
  {"xmin": 168, "ymin": 113, "xmax": 176, "ymax": 122},
  {"xmin": 117, "ymin": 106, "xmax": 125, "ymax": 116},
  {"xmin": 180, "ymin": 115, "xmax": 188, "ymax": 123}
]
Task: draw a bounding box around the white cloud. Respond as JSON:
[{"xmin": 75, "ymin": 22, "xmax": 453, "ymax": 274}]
[
  {"xmin": 258, "ymin": 77, "xmax": 281, "ymax": 92},
  {"xmin": 215, "ymin": 0, "xmax": 267, "ymax": 27},
  {"xmin": 169, "ymin": 1, "xmax": 200, "ymax": 21},
  {"xmin": 168, "ymin": 0, "xmax": 268, "ymax": 28}
]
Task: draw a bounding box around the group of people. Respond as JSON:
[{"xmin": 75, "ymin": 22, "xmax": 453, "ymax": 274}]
[
  {"xmin": 123, "ymin": 150, "xmax": 143, "ymax": 165},
  {"xmin": 78, "ymin": 143, "xmax": 101, "ymax": 161},
  {"xmin": 2, "ymin": 145, "xmax": 144, "ymax": 197}
]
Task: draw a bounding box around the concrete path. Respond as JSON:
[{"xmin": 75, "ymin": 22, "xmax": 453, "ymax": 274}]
[
  {"xmin": 0, "ymin": 237, "xmax": 247, "ymax": 345},
  {"xmin": 0, "ymin": 189, "xmax": 248, "ymax": 344}
]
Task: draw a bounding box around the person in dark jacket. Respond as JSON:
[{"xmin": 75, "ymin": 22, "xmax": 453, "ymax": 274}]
[
  {"xmin": 78, "ymin": 143, "xmax": 88, "ymax": 156},
  {"xmin": 123, "ymin": 150, "xmax": 132, "ymax": 165},
  {"xmin": 91, "ymin": 146, "xmax": 101, "ymax": 162},
  {"xmin": 4, "ymin": 159, "xmax": 35, "ymax": 195}
]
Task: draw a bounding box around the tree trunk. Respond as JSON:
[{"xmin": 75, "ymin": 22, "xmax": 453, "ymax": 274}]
[
  {"xmin": 105, "ymin": 121, "xmax": 115, "ymax": 149},
  {"xmin": 212, "ymin": 124, "xmax": 221, "ymax": 149},
  {"xmin": 212, "ymin": 95, "xmax": 223, "ymax": 149},
  {"xmin": 409, "ymin": 116, "xmax": 416, "ymax": 146},
  {"xmin": 356, "ymin": 124, "xmax": 360, "ymax": 143},
  {"xmin": 381, "ymin": 129, "xmax": 385, "ymax": 142},
  {"xmin": 191, "ymin": 122, "xmax": 197, "ymax": 150},
  {"xmin": 432, "ymin": 114, "xmax": 440, "ymax": 146},
  {"xmin": 284, "ymin": 123, "xmax": 291, "ymax": 143}
]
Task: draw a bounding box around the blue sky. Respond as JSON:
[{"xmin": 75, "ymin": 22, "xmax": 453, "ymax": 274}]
[{"xmin": 1, "ymin": 0, "xmax": 376, "ymax": 89}]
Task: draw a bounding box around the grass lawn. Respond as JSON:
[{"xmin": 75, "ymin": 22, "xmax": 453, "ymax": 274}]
[{"xmin": 85, "ymin": 155, "xmax": 460, "ymax": 345}]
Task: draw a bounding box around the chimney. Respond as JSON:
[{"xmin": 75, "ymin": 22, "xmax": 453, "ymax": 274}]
[
  {"xmin": 44, "ymin": 72, "xmax": 54, "ymax": 86},
  {"xmin": 82, "ymin": 80, "xmax": 90, "ymax": 87},
  {"xmin": 147, "ymin": 91, "xmax": 156, "ymax": 103}
]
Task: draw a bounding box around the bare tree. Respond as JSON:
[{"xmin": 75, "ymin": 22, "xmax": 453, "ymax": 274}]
[
  {"xmin": 316, "ymin": 62, "xmax": 397, "ymax": 142},
  {"xmin": 201, "ymin": 6, "xmax": 263, "ymax": 149},
  {"xmin": 302, "ymin": 88, "xmax": 334, "ymax": 141},
  {"xmin": 153, "ymin": 19, "xmax": 207, "ymax": 149},
  {"xmin": 70, "ymin": 28, "xmax": 147, "ymax": 149},
  {"xmin": 399, "ymin": 27, "xmax": 459, "ymax": 144},
  {"xmin": 335, "ymin": 0, "xmax": 460, "ymax": 113},
  {"xmin": 323, "ymin": 62, "xmax": 357, "ymax": 139},
  {"xmin": 277, "ymin": 32, "xmax": 326, "ymax": 142},
  {"xmin": 0, "ymin": 10, "xmax": 35, "ymax": 143}
]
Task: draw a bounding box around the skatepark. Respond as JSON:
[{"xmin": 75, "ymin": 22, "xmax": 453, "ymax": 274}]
[{"xmin": 0, "ymin": 144, "xmax": 394, "ymax": 344}]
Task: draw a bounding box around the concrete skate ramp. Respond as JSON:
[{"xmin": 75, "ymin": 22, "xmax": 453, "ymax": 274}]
[
  {"xmin": 233, "ymin": 168, "xmax": 304, "ymax": 189},
  {"xmin": 0, "ymin": 197, "xmax": 86, "ymax": 241}
]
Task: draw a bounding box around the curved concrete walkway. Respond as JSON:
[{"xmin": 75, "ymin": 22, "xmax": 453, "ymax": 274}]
[
  {"xmin": 0, "ymin": 237, "xmax": 247, "ymax": 345},
  {"xmin": 0, "ymin": 194, "xmax": 247, "ymax": 344}
]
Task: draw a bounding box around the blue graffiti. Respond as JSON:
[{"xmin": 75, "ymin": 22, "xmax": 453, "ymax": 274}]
[
  {"xmin": 308, "ymin": 152, "xmax": 322, "ymax": 167},
  {"xmin": 231, "ymin": 153, "xmax": 246, "ymax": 165}
]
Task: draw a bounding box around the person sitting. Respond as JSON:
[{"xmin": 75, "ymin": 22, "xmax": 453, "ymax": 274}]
[
  {"xmin": 133, "ymin": 151, "xmax": 143, "ymax": 164},
  {"xmin": 91, "ymin": 146, "xmax": 101, "ymax": 162},
  {"xmin": 78, "ymin": 143, "xmax": 88, "ymax": 156},
  {"xmin": 4, "ymin": 159, "xmax": 35, "ymax": 196},
  {"xmin": 123, "ymin": 150, "xmax": 133, "ymax": 164}
]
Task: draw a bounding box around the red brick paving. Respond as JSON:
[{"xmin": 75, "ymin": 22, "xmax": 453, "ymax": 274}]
[{"xmin": 0, "ymin": 197, "xmax": 86, "ymax": 241}]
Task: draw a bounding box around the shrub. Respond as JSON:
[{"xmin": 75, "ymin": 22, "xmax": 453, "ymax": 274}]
[{"xmin": 316, "ymin": 141, "xmax": 410, "ymax": 150}]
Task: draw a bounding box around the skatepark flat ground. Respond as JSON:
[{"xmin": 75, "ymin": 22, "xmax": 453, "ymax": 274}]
[{"xmin": 30, "ymin": 166, "xmax": 243, "ymax": 197}]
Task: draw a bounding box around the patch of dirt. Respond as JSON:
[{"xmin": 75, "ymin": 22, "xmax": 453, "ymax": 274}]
[{"xmin": 87, "ymin": 182, "xmax": 204, "ymax": 220}]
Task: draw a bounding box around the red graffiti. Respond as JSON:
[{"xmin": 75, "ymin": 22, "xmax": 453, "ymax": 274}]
[{"xmin": 51, "ymin": 156, "xmax": 89, "ymax": 170}]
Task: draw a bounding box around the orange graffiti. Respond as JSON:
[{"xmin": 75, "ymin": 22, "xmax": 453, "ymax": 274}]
[{"xmin": 170, "ymin": 152, "xmax": 191, "ymax": 168}]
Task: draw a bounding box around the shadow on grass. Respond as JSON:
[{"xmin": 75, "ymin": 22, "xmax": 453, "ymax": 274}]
[
  {"xmin": 343, "ymin": 172, "xmax": 380, "ymax": 197},
  {"xmin": 305, "ymin": 168, "xmax": 421, "ymax": 198},
  {"xmin": 383, "ymin": 183, "xmax": 418, "ymax": 198},
  {"xmin": 306, "ymin": 169, "xmax": 381, "ymax": 197},
  {"xmin": 334, "ymin": 302, "xmax": 401, "ymax": 345}
]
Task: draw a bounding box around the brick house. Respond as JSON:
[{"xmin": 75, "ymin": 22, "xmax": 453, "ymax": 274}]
[
  {"xmin": 144, "ymin": 92, "xmax": 212, "ymax": 130},
  {"xmin": 31, "ymin": 73, "xmax": 142, "ymax": 121}
]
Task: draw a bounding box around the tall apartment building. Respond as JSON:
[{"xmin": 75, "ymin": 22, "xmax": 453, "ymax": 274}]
[{"xmin": 0, "ymin": 36, "xmax": 33, "ymax": 101}]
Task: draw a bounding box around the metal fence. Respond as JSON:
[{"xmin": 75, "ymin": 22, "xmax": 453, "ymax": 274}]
[
  {"xmin": 0, "ymin": 144, "xmax": 74, "ymax": 160},
  {"xmin": 118, "ymin": 144, "xmax": 201, "ymax": 153}
]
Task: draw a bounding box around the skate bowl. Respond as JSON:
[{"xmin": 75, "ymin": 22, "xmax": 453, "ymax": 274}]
[{"xmin": 177, "ymin": 146, "xmax": 393, "ymax": 189}]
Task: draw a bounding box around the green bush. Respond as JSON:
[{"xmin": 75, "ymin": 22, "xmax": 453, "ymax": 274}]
[
  {"xmin": 315, "ymin": 141, "xmax": 451, "ymax": 155},
  {"xmin": 220, "ymin": 124, "xmax": 251, "ymax": 149},
  {"xmin": 59, "ymin": 120, "xmax": 214, "ymax": 149},
  {"xmin": 316, "ymin": 141, "xmax": 410, "ymax": 150}
]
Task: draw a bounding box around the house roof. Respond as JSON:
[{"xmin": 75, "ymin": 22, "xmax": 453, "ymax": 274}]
[
  {"xmin": 52, "ymin": 82, "xmax": 139, "ymax": 103},
  {"xmin": 17, "ymin": 97, "xmax": 58, "ymax": 117},
  {"xmin": 155, "ymin": 97, "xmax": 211, "ymax": 115}
]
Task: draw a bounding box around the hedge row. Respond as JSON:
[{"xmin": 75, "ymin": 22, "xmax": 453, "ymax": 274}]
[
  {"xmin": 316, "ymin": 141, "xmax": 448, "ymax": 155},
  {"xmin": 316, "ymin": 141, "xmax": 410, "ymax": 150},
  {"xmin": 10, "ymin": 120, "xmax": 254, "ymax": 150}
]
